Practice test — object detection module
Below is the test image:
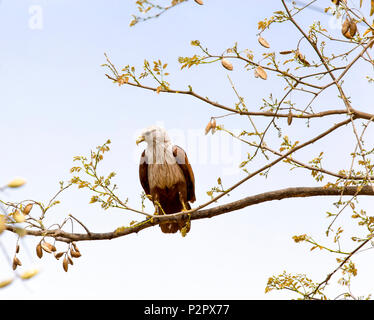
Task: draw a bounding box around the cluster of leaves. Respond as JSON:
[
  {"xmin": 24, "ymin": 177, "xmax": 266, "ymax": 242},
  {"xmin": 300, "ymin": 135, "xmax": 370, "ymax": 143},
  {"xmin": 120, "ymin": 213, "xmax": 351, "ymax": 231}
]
[
  {"xmin": 70, "ymin": 139, "xmax": 129, "ymax": 211},
  {"xmin": 265, "ymin": 271, "xmax": 327, "ymax": 300},
  {"xmin": 308, "ymin": 152, "xmax": 325, "ymax": 182},
  {"xmin": 70, "ymin": 141, "xmax": 161, "ymax": 235},
  {"xmin": 288, "ymin": 192, "xmax": 374, "ymax": 299},
  {"xmin": 206, "ymin": 177, "xmax": 226, "ymax": 200},
  {"xmin": 129, "ymin": 0, "xmax": 188, "ymax": 27},
  {"xmin": 257, "ymin": 8, "xmax": 292, "ymax": 32},
  {"xmin": 103, "ymin": 52, "xmax": 171, "ymax": 94}
]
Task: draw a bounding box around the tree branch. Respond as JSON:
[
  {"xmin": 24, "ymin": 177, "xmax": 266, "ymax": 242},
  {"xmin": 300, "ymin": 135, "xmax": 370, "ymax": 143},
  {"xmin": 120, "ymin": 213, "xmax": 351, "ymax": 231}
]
[
  {"xmin": 106, "ymin": 74, "xmax": 374, "ymax": 121},
  {"xmin": 5, "ymin": 186, "xmax": 374, "ymax": 243}
]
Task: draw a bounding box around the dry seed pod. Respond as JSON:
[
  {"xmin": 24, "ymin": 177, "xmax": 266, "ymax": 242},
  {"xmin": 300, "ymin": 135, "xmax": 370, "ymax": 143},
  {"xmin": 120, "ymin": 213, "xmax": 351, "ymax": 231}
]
[
  {"xmin": 301, "ymin": 57, "xmax": 310, "ymax": 66},
  {"xmin": 258, "ymin": 36, "xmax": 270, "ymax": 48},
  {"xmin": 279, "ymin": 50, "xmax": 293, "ymax": 55},
  {"xmin": 63, "ymin": 257, "xmax": 69, "ymax": 272},
  {"xmin": 287, "ymin": 110, "xmax": 293, "ymax": 126},
  {"xmin": 349, "ymin": 20, "xmax": 357, "ymax": 37},
  {"xmin": 36, "ymin": 243, "xmax": 43, "ymax": 258},
  {"xmin": 254, "ymin": 66, "xmax": 267, "ymax": 80},
  {"xmin": 221, "ymin": 58, "xmax": 233, "ymax": 71},
  {"xmin": 16, "ymin": 244, "xmax": 20, "ymax": 253},
  {"xmin": 22, "ymin": 203, "xmax": 33, "ymax": 215},
  {"xmin": 54, "ymin": 252, "xmax": 64, "ymax": 260},
  {"xmin": 343, "ymin": 29, "xmax": 353, "ymax": 39},
  {"xmin": 341, "ymin": 18, "xmax": 353, "ymax": 39},
  {"xmin": 67, "ymin": 256, "xmax": 74, "ymax": 265},
  {"xmin": 41, "ymin": 242, "xmax": 52, "ymax": 253},
  {"xmin": 205, "ymin": 121, "xmax": 212, "ymax": 135},
  {"xmin": 211, "ymin": 118, "xmax": 216, "ymax": 129},
  {"xmin": 341, "ymin": 18, "xmax": 350, "ymax": 34},
  {"xmin": 12, "ymin": 256, "xmax": 22, "ymax": 270},
  {"xmin": 41, "ymin": 242, "xmax": 56, "ymax": 253},
  {"xmin": 70, "ymin": 250, "xmax": 81, "ymax": 258},
  {"xmin": 194, "ymin": 0, "xmax": 204, "ymax": 4},
  {"xmin": 72, "ymin": 242, "xmax": 80, "ymax": 253},
  {"xmin": 15, "ymin": 256, "xmax": 22, "ymax": 266},
  {"xmin": 296, "ymin": 51, "xmax": 310, "ymax": 66},
  {"xmin": 211, "ymin": 118, "xmax": 216, "ymax": 131}
]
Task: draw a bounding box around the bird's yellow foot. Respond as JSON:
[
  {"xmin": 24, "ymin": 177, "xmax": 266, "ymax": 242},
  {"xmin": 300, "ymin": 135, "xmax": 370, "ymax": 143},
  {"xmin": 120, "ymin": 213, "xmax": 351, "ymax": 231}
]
[
  {"xmin": 146, "ymin": 194, "xmax": 153, "ymax": 201},
  {"xmin": 178, "ymin": 192, "xmax": 189, "ymax": 212},
  {"xmin": 180, "ymin": 220, "xmax": 191, "ymax": 237},
  {"xmin": 154, "ymin": 200, "xmax": 166, "ymax": 215}
]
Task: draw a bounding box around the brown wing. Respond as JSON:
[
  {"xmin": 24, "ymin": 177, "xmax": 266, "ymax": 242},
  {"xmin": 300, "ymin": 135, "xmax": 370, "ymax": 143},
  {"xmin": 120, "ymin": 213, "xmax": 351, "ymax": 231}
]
[
  {"xmin": 139, "ymin": 150, "xmax": 150, "ymax": 195},
  {"xmin": 173, "ymin": 145, "xmax": 196, "ymax": 203}
]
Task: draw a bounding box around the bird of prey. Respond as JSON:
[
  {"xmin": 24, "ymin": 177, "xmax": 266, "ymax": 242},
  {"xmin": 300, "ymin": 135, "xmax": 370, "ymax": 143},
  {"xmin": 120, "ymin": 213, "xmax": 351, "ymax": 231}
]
[{"xmin": 136, "ymin": 126, "xmax": 195, "ymax": 234}]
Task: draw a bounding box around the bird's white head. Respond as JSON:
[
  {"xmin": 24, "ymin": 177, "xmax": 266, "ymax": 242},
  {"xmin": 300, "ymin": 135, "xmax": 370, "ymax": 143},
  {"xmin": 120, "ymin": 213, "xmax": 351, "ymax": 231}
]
[
  {"xmin": 136, "ymin": 126, "xmax": 175, "ymax": 164},
  {"xmin": 136, "ymin": 125, "xmax": 172, "ymax": 147}
]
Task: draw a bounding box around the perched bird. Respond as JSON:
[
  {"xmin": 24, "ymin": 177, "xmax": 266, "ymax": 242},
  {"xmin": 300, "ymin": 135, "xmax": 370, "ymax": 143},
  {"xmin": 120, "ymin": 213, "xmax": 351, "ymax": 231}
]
[{"xmin": 136, "ymin": 126, "xmax": 196, "ymax": 234}]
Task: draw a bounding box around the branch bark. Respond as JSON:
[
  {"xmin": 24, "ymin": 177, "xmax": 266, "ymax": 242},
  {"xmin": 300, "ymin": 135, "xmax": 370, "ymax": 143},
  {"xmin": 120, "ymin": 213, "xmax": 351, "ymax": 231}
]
[{"xmin": 5, "ymin": 186, "xmax": 374, "ymax": 243}]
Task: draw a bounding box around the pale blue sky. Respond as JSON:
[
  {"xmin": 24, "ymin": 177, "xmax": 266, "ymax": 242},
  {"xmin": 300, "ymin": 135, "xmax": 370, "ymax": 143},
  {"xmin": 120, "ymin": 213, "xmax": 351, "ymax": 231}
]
[{"xmin": 0, "ymin": 0, "xmax": 373, "ymax": 299}]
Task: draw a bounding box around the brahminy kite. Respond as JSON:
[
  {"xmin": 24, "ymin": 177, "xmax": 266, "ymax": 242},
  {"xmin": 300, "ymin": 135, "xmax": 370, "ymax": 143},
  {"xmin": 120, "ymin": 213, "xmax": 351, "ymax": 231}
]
[{"xmin": 136, "ymin": 126, "xmax": 195, "ymax": 234}]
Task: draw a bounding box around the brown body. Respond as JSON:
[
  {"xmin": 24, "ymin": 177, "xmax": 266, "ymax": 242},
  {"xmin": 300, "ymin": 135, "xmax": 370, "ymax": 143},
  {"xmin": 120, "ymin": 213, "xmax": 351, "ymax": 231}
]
[{"xmin": 139, "ymin": 145, "xmax": 195, "ymax": 233}]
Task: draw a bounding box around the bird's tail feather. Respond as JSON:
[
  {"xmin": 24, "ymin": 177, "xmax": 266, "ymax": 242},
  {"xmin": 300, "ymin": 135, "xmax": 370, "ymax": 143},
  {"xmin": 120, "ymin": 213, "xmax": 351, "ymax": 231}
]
[
  {"xmin": 160, "ymin": 222, "xmax": 180, "ymax": 233},
  {"xmin": 159, "ymin": 202, "xmax": 191, "ymax": 234}
]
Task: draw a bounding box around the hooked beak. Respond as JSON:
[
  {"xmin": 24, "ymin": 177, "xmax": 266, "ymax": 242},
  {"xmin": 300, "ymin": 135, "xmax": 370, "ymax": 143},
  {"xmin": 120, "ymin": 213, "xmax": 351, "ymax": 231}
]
[{"xmin": 136, "ymin": 135, "xmax": 145, "ymax": 145}]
